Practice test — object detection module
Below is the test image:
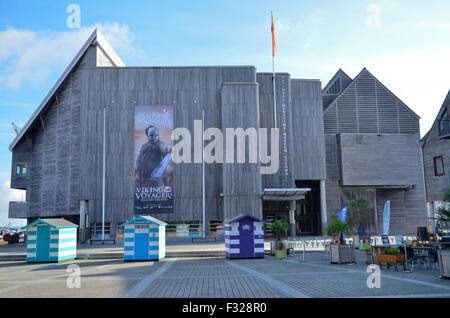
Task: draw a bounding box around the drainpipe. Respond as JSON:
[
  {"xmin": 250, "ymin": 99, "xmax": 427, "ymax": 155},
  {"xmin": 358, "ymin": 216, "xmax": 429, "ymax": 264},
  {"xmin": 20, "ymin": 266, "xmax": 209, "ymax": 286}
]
[{"xmin": 320, "ymin": 180, "xmax": 328, "ymax": 235}]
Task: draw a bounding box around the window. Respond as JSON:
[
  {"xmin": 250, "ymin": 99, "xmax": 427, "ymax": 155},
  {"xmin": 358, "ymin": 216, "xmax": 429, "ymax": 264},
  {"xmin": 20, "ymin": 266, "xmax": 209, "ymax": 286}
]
[
  {"xmin": 116, "ymin": 222, "xmax": 125, "ymax": 238},
  {"xmin": 434, "ymin": 156, "xmax": 445, "ymax": 176},
  {"xmin": 15, "ymin": 164, "xmax": 27, "ymax": 177}
]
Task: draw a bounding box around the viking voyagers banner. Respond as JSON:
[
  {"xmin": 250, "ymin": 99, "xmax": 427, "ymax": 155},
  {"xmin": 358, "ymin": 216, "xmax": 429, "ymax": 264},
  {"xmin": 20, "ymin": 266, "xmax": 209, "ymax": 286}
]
[{"xmin": 134, "ymin": 105, "xmax": 174, "ymax": 214}]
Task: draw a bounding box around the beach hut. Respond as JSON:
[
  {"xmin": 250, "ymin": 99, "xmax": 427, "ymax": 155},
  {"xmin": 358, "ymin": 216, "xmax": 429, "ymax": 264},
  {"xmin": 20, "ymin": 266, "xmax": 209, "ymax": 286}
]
[
  {"xmin": 120, "ymin": 216, "xmax": 167, "ymax": 261},
  {"xmin": 224, "ymin": 214, "xmax": 265, "ymax": 259},
  {"xmin": 22, "ymin": 218, "xmax": 78, "ymax": 262}
]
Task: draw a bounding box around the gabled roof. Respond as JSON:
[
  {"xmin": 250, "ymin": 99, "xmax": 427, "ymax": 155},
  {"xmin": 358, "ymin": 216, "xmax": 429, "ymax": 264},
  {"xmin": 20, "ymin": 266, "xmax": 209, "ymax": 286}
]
[
  {"xmin": 323, "ymin": 68, "xmax": 421, "ymax": 120},
  {"xmin": 421, "ymin": 89, "xmax": 450, "ymax": 144},
  {"xmin": 120, "ymin": 215, "xmax": 168, "ymax": 227},
  {"xmin": 322, "ymin": 68, "xmax": 353, "ymax": 95},
  {"xmin": 22, "ymin": 218, "xmax": 78, "ymax": 229},
  {"xmin": 9, "ymin": 28, "xmax": 125, "ymax": 151},
  {"xmin": 224, "ymin": 213, "xmax": 265, "ymax": 224}
]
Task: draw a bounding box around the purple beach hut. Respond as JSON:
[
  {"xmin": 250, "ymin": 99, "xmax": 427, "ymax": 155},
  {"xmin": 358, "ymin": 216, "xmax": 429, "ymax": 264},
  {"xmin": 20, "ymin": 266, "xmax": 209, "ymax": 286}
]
[{"xmin": 224, "ymin": 214, "xmax": 266, "ymax": 259}]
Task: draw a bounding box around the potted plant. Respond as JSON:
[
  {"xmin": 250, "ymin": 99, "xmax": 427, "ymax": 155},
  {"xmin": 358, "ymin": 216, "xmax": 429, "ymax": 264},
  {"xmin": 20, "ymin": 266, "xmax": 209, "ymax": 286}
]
[
  {"xmin": 327, "ymin": 217, "xmax": 356, "ymax": 264},
  {"xmin": 376, "ymin": 247, "xmax": 406, "ymax": 271},
  {"xmin": 349, "ymin": 196, "xmax": 372, "ymax": 237},
  {"xmin": 431, "ymin": 188, "xmax": 450, "ymax": 278},
  {"xmin": 432, "ymin": 188, "xmax": 450, "ymax": 230},
  {"xmin": 267, "ymin": 220, "xmax": 289, "ymax": 259}
]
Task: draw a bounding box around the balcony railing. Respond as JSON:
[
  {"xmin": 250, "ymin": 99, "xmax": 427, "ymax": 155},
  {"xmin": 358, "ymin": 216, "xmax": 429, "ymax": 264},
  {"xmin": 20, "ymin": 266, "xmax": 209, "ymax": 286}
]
[
  {"xmin": 8, "ymin": 201, "xmax": 28, "ymax": 218},
  {"xmin": 438, "ymin": 118, "xmax": 450, "ymax": 138}
]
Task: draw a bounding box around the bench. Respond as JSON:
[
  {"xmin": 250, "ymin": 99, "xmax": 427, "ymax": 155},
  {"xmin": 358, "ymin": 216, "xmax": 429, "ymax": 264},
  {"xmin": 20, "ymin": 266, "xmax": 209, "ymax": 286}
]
[
  {"xmin": 191, "ymin": 236, "xmax": 217, "ymax": 243},
  {"xmin": 90, "ymin": 238, "xmax": 116, "ymax": 245}
]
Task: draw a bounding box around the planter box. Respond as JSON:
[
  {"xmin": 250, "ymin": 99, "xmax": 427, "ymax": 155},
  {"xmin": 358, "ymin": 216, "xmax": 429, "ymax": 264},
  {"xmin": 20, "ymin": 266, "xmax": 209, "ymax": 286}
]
[
  {"xmin": 275, "ymin": 250, "xmax": 286, "ymax": 259},
  {"xmin": 376, "ymin": 254, "xmax": 406, "ymax": 271},
  {"xmin": 439, "ymin": 250, "xmax": 450, "ymax": 278},
  {"xmin": 330, "ymin": 244, "xmax": 356, "ymax": 264},
  {"xmin": 270, "ymin": 240, "xmax": 284, "ymax": 256}
]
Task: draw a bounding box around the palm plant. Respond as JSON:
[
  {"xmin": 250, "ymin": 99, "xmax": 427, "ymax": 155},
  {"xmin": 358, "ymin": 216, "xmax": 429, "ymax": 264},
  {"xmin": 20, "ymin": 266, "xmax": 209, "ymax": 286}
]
[
  {"xmin": 327, "ymin": 217, "xmax": 353, "ymax": 244},
  {"xmin": 267, "ymin": 220, "xmax": 289, "ymax": 241},
  {"xmin": 431, "ymin": 187, "xmax": 450, "ymax": 228},
  {"xmin": 349, "ymin": 196, "xmax": 372, "ymax": 235}
]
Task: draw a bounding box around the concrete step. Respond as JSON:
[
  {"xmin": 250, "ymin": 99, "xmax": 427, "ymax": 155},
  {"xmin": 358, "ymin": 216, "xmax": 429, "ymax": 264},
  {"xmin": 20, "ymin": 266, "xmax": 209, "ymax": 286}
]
[
  {"xmin": 0, "ymin": 248, "xmax": 271, "ymax": 261},
  {"xmin": 0, "ymin": 250, "xmax": 228, "ymax": 261}
]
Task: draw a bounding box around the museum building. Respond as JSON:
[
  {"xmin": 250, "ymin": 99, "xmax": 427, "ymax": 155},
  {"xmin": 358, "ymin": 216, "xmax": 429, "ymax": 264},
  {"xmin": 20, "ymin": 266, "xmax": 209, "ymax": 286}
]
[{"xmin": 8, "ymin": 29, "xmax": 428, "ymax": 238}]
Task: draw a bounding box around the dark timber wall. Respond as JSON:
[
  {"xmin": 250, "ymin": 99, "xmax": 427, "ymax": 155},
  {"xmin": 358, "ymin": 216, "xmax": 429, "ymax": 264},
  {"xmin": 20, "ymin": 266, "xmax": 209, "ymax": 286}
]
[
  {"xmin": 257, "ymin": 73, "xmax": 295, "ymax": 188},
  {"xmin": 79, "ymin": 66, "xmax": 257, "ymax": 235},
  {"xmin": 221, "ymin": 83, "xmax": 262, "ymax": 220},
  {"xmin": 323, "ymin": 69, "xmax": 427, "ymax": 234},
  {"xmin": 290, "ymin": 80, "xmax": 326, "ymax": 180},
  {"xmin": 422, "ymin": 92, "xmax": 450, "ymax": 202}
]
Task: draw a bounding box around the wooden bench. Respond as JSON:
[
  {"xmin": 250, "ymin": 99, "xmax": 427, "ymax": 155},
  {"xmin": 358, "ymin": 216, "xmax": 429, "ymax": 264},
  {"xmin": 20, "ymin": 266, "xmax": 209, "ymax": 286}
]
[
  {"xmin": 90, "ymin": 238, "xmax": 116, "ymax": 245},
  {"xmin": 191, "ymin": 236, "xmax": 217, "ymax": 243}
]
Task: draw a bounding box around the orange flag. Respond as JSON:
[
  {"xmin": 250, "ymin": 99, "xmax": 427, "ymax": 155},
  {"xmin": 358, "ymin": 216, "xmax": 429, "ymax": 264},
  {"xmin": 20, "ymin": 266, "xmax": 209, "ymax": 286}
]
[{"xmin": 271, "ymin": 14, "xmax": 276, "ymax": 57}]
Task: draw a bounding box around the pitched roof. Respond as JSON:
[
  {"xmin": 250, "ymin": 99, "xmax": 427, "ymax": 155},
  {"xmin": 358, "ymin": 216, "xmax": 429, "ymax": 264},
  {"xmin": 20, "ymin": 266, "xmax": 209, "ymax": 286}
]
[
  {"xmin": 322, "ymin": 68, "xmax": 353, "ymax": 95},
  {"xmin": 9, "ymin": 28, "xmax": 125, "ymax": 151},
  {"xmin": 22, "ymin": 218, "xmax": 78, "ymax": 229},
  {"xmin": 421, "ymin": 89, "xmax": 450, "ymax": 144},
  {"xmin": 120, "ymin": 215, "xmax": 168, "ymax": 227},
  {"xmin": 224, "ymin": 213, "xmax": 265, "ymax": 224},
  {"xmin": 323, "ymin": 68, "xmax": 420, "ymax": 120}
]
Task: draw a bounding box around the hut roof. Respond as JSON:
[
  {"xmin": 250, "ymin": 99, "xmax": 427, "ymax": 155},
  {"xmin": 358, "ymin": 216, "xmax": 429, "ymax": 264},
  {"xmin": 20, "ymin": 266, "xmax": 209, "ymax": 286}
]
[
  {"xmin": 22, "ymin": 218, "xmax": 79, "ymax": 229},
  {"xmin": 120, "ymin": 215, "xmax": 168, "ymax": 227},
  {"xmin": 224, "ymin": 213, "xmax": 265, "ymax": 224}
]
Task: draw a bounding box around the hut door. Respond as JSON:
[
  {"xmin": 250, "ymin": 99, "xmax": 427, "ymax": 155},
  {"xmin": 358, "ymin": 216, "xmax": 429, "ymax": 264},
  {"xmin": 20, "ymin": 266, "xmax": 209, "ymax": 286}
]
[
  {"xmin": 239, "ymin": 220, "xmax": 254, "ymax": 257},
  {"xmin": 134, "ymin": 224, "xmax": 149, "ymax": 259},
  {"xmin": 36, "ymin": 225, "xmax": 50, "ymax": 260}
]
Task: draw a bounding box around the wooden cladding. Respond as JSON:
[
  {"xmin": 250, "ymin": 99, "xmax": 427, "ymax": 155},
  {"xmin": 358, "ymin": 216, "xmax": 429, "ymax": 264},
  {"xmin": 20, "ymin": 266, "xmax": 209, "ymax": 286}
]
[{"xmin": 324, "ymin": 69, "xmax": 419, "ymax": 135}]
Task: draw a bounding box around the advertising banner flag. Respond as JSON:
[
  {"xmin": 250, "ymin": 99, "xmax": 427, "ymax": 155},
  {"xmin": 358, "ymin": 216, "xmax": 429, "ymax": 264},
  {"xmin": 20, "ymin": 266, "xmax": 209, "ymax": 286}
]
[
  {"xmin": 134, "ymin": 105, "xmax": 174, "ymax": 214},
  {"xmin": 383, "ymin": 200, "xmax": 391, "ymax": 236},
  {"xmin": 338, "ymin": 206, "xmax": 348, "ymax": 223}
]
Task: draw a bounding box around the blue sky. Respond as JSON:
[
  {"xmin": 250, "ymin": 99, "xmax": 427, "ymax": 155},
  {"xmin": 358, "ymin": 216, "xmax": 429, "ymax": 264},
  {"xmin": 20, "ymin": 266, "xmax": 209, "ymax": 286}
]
[{"xmin": 0, "ymin": 0, "xmax": 449, "ymax": 225}]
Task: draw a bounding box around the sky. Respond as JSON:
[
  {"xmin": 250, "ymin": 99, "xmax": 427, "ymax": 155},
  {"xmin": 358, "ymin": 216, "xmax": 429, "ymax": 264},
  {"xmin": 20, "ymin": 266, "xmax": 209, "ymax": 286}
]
[{"xmin": 0, "ymin": 0, "xmax": 449, "ymax": 226}]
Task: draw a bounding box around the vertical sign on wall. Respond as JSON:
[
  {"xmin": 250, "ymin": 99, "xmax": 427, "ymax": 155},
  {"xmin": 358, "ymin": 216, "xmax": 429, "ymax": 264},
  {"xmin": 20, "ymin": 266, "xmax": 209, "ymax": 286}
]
[
  {"xmin": 280, "ymin": 75, "xmax": 290, "ymax": 186},
  {"xmin": 134, "ymin": 105, "xmax": 174, "ymax": 214}
]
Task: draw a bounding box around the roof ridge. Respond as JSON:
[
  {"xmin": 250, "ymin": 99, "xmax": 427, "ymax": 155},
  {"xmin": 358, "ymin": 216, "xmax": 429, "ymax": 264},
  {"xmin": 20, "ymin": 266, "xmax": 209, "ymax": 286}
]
[{"xmin": 9, "ymin": 28, "xmax": 124, "ymax": 151}]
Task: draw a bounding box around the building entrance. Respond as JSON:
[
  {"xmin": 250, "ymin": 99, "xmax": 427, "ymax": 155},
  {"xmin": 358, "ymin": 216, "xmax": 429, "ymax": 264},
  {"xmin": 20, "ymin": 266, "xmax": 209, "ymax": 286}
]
[
  {"xmin": 262, "ymin": 201, "xmax": 289, "ymax": 238},
  {"xmin": 295, "ymin": 180, "xmax": 322, "ymax": 236}
]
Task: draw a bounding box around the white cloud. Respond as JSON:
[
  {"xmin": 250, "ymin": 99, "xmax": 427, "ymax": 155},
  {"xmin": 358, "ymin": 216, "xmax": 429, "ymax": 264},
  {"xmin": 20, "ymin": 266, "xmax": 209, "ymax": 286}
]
[
  {"xmin": 0, "ymin": 180, "xmax": 26, "ymax": 227},
  {"xmin": 0, "ymin": 22, "xmax": 141, "ymax": 90}
]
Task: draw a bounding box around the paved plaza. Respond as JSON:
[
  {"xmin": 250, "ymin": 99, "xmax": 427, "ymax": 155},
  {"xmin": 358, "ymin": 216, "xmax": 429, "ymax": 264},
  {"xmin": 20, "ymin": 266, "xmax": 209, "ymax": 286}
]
[{"xmin": 0, "ymin": 251, "xmax": 448, "ymax": 298}]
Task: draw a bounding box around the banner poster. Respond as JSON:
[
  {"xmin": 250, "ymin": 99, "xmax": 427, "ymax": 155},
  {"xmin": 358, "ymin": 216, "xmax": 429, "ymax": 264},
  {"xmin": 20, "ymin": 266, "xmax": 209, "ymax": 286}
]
[{"xmin": 134, "ymin": 105, "xmax": 174, "ymax": 214}]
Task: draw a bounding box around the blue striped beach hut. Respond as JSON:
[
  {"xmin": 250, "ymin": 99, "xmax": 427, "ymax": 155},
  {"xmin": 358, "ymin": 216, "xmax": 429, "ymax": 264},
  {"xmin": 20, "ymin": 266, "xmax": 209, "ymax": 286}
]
[
  {"xmin": 224, "ymin": 214, "xmax": 265, "ymax": 259},
  {"xmin": 22, "ymin": 218, "xmax": 78, "ymax": 262},
  {"xmin": 120, "ymin": 216, "xmax": 167, "ymax": 261}
]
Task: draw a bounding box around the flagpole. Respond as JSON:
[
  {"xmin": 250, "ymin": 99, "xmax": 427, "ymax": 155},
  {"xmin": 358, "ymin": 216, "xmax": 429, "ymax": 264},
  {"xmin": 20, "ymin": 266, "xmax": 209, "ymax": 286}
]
[
  {"xmin": 202, "ymin": 107, "xmax": 206, "ymax": 238},
  {"xmin": 102, "ymin": 105, "xmax": 106, "ymax": 240},
  {"xmin": 271, "ymin": 12, "xmax": 277, "ymax": 129}
]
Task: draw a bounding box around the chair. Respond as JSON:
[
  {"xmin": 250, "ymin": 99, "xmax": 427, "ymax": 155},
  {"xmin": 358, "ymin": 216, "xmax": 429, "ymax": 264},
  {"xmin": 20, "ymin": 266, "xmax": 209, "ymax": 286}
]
[
  {"xmin": 425, "ymin": 247, "xmax": 439, "ymax": 271},
  {"xmin": 399, "ymin": 246, "xmax": 420, "ymax": 272}
]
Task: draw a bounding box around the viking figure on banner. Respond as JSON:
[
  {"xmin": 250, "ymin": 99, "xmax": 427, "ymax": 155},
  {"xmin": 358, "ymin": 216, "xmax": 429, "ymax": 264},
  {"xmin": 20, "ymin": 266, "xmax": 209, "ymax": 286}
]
[{"xmin": 135, "ymin": 125, "xmax": 173, "ymax": 188}]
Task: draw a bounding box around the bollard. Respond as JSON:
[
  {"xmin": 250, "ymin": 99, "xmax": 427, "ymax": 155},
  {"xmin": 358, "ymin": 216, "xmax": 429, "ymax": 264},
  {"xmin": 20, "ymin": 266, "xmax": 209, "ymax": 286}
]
[{"xmin": 303, "ymin": 239, "xmax": 306, "ymax": 262}]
